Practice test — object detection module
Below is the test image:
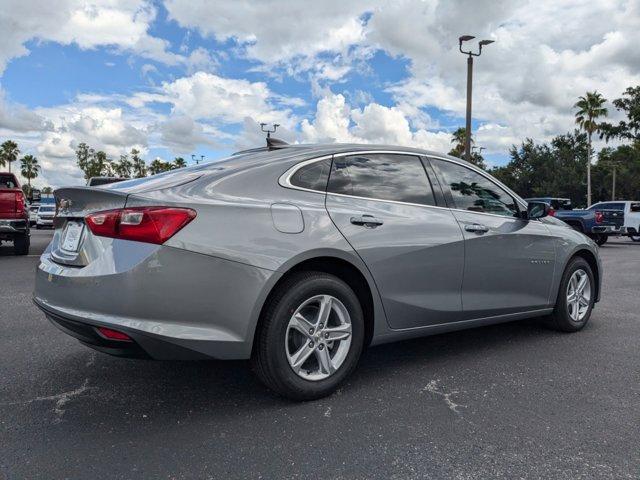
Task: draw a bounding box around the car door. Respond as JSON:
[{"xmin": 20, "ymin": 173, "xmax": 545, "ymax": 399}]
[
  {"xmin": 325, "ymin": 152, "xmax": 465, "ymax": 329},
  {"xmin": 430, "ymin": 158, "xmax": 556, "ymax": 319}
]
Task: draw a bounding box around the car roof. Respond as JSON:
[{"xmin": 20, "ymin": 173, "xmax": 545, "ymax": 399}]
[{"xmin": 228, "ymin": 142, "xmax": 477, "ymax": 169}]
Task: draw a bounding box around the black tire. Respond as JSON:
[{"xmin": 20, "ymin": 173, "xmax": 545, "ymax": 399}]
[
  {"xmin": 13, "ymin": 233, "xmax": 29, "ymax": 255},
  {"xmin": 251, "ymin": 271, "xmax": 365, "ymax": 401},
  {"xmin": 595, "ymin": 234, "xmax": 608, "ymax": 246},
  {"xmin": 547, "ymin": 257, "xmax": 595, "ymax": 332}
]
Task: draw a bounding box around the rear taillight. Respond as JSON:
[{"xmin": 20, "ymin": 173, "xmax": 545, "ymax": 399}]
[
  {"xmin": 15, "ymin": 192, "xmax": 26, "ymax": 214},
  {"xmin": 548, "ymin": 207, "xmax": 556, "ymax": 217},
  {"xmin": 85, "ymin": 207, "xmax": 196, "ymax": 244},
  {"xmin": 595, "ymin": 211, "xmax": 604, "ymax": 224}
]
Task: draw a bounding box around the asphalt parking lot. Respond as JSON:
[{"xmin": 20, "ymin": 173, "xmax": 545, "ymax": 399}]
[{"xmin": 1, "ymin": 230, "xmax": 639, "ymax": 479}]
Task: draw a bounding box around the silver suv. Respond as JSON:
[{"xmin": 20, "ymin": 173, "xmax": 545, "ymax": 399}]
[{"xmin": 34, "ymin": 144, "xmax": 601, "ymax": 400}]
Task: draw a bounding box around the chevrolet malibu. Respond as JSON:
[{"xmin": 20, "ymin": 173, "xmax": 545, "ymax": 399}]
[{"xmin": 34, "ymin": 144, "xmax": 601, "ymax": 400}]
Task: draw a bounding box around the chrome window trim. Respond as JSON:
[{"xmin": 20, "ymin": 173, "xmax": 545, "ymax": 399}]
[{"xmin": 278, "ymin": 150, "xmax": 528, "ymax": 218}]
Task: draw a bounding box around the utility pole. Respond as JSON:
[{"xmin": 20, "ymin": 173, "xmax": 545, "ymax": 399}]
[
  {"xmin": 459, "ymin": 36, "xmax": 494, "ymax": 162},
  {"xmin": 612, "ymin": 163, "xmax": 617, "ymax": 200}
]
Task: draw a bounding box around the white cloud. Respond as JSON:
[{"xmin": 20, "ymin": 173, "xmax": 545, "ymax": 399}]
[
  {"xmin": 0, "ymin": 0, "xmax": 185, "ymax": 73},
  {"xmin": 159, "ymin": 115, "xmax": 223, "ymax": 153},
  {"xmin": 300, "ymin": 93, "xmax": 452, "ymax": 152},
  {"xmin": 158, "ymin": 72, "xmax": 299, "ymax": 125},
  {"xmin": 0, "ymin": 89, "xmax": 53, "ymax": 132}
]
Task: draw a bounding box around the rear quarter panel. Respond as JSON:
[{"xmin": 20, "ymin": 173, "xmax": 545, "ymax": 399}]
[{"xmin": 124, "ymin": 158, "xmax": 391, "ymax": 345}]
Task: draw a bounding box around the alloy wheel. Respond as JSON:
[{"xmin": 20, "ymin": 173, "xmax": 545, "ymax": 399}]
[
  {"xmin": 285, "ymin": 294, "xmax": 352, "ymax": 381},
  {"xmin": 566, "ymin": 269, "xmax": 591, "ymax": 322}
]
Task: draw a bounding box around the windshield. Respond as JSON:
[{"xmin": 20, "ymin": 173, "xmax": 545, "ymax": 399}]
[{"xmin": 39, "ymin": 206, "xmax": 55, "ymax": 213}]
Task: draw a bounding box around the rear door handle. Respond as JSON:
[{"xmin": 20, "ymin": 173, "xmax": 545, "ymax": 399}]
[
  {"xmin": 464, "ymin": 223, "xmax": 489, "ymax": 233},
  {"xmin": 350, "ymin": 215, "xmax": 384, "ymax": 228}
]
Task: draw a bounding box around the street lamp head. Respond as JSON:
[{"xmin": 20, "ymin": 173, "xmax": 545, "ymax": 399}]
[
  {"xmin": 479, "ymin": 39, "xmax": 495, "ymax": 47},
  {"xmin": 459, "ymin": 35, "xmax": 475, "ymax": 43}
]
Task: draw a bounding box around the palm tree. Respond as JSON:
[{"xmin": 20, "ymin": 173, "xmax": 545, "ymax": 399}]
[
  {"xmin": 1, "ymin": 140, "xmax": 20, "ymax": 173},
  {"xmin": 20, "ymin": 154, "xmax": 40, "ymax": 194},
  {"xmin": 449, "ymin": 127, "xmax": 472, "ymax": 158},
  {"xmin": 131, "ymin": 149, "xmax": 147, "ymax": 178},
  {"xmin": 574, "ymin": 91, "xmax": 608, "ymax": 206},
  {"xmin": 149, "ymin": 158, "xmax": 171, "ymax": 175},
  {"xmin": 173, "ymin": 157, "xmax": 187, "ymax": 169}
]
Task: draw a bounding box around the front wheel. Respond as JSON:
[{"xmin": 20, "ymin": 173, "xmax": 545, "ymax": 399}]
[
  {"xmin": 547, "ymin": 257, "xmax": 595, "ymax": 332},
  {"xmin": 251, "ymin": 271, "xmax": 365, "ymax": 401}
]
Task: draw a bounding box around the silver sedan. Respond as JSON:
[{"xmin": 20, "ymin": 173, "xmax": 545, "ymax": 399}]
[{"xmin": 34, "ymin": 144, "xmax": 601, "ymax": 400}]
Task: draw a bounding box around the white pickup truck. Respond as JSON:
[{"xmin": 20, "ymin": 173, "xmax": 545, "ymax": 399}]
[{"xmin": 589, "ymin": 201, "xmax": 640, "ymax": 241}]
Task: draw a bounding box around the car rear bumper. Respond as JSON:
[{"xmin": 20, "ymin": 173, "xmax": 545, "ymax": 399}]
[
  {"xmin": 591, "ymin": 225, "xmax": 624, "ymax": 234},
  {"xmin": 34, "ymin": 244, "xmax": 278, "ymax": 360},
  {"xmin": 0, "ymin": 218, "xmax": 28, "ymax": 235}
]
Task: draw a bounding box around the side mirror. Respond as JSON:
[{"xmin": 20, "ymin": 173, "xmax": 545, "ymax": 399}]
[{"xmin": 527, "ymin": 201, "xmax": 550, "ymax": 219}]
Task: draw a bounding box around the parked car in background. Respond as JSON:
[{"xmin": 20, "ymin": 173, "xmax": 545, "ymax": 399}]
[
  {"xmin": 34, "ymin": 144, "xmax": 602, "ymax": 400},
  {"xmin": 29, "ymin": 204, "xmax": 40, "ymax": 226},
  {"xmin": 35, "ymin": 204, "xmax": 56, "ymax": 229},
  {"xmin": 0, "ymin": 172, "xmax": 30, "ymax": 255},
  {"xmin": 525, "ymin": 197, "xmax": 574, "ymax": 214},
  {"xmin": 527, "ymin": 197, "xmax": 624, "ymax": 246},
  {"xmin": 589, "ymin": 201, "xmax": 640, "ymax": 242},
  {"xmin": 87, "ymin": 176, "xmax": 127, "ymax": 187}
]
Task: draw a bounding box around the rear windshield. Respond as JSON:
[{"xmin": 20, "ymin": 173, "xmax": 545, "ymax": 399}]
[{"xmin": 0, "ymin": 175, "xmax": 17, "ymax": 188}]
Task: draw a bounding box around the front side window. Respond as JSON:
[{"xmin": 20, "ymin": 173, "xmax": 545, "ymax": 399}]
[
  {"xmin": 327, "ymin": 153, "xmax": 435, "ymax": 206},
  {"xmin": 432, "ymin": 159, "xmax": 519, "ymax": 217}
]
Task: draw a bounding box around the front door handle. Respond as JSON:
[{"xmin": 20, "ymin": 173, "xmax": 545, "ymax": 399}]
[
  {"xmin": 350, "ymin": 214, "xmax": 384, "ymax": 228},
  {"xmin": 464, "ymin": 223, "xmax": 489, "ymax": 233}
]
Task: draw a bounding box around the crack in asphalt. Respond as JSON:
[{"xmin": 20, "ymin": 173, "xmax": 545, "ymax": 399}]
[
  {"xmin": 4, "ymin": 379, "xmax": 93, "ymax": 424},
  {"xmin": 421, "ymin": 380, "xmax": 465, "ymax": 414}
]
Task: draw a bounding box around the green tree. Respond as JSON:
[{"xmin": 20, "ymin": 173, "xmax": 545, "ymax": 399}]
[
  {"xmin": 592, "ymin": 144, "xmax": 640, "ymax": 202},
  {"xmin": 131, "ymin": 148, "xmax": 147, "ymax": 178},
  {"xmin": 448, "ymin": 127, "xmax": 486, "ymax": 169},
  {"xmin": 449, "ymin": 127, "xmax": 468, "ymax": 158},
  {"xmin": 114, "ymin": 154, "xmax": 133, "ymax": 178},
  {"xmin": 574, "ymin": 91, "xmax": 608, "ymax": 206},
  {"xmin": 490, "ymin": 131, "xmax": 589, "ymax": 205},
  {"xmin": 149, "ymin": 158, "xmax": 172, "ymax": 175},
  {"xmin": 173, "ymin": 157, "xmax": 187, "ymax": 169},
  {"xmin": 600, "ymin": 86, "xmax": 640, "ymax": 144},
  {"xmin": 19, "ymin": 154, "xmax": 40, "ymax": 194},
  {"xmin": 41, "ymin": 186, "xmax": 53, "ymax": 194},
  {"xmin": 1, "ymin": 140, "xmax": 20, "ymax": 173},
  {"xmin": 76, "ymin": 143, "xmax": 95, "ymax": 180},
  {"xmin": 93, "ymin": 151, "xmax": 108, "ymax": 177}
]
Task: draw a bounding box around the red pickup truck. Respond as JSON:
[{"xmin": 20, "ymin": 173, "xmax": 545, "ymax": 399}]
[{"xmin": 0, "ymin": 172, "xmax": 30, "ymax": 255}]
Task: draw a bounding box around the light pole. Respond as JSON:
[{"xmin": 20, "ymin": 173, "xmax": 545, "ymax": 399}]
[{"xmin": 459, "ymin": 35, "xmax": 494, "ymax": 162}]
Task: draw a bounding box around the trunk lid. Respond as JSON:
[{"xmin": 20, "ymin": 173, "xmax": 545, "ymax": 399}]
[{"xmin": 49, "ymin": 187, "xmax": 130, "ymax": 267}]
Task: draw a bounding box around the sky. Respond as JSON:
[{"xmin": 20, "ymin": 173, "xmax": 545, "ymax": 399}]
[{"xmin": 0, "ymin": 0, "xmax": 639, "ymax": 188}]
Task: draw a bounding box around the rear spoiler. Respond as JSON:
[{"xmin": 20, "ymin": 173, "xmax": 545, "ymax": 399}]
[{"xmin": 54, "ymin": 187, "xmax": 128, "ymax": 218}]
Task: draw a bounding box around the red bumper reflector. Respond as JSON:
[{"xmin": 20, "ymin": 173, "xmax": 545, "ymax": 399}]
[{"xmin": 96, "ymin": 326, "xmax": 132, "ymax": 342}]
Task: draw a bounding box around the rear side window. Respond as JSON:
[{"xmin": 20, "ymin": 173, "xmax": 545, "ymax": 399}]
[
  {"xmin": 327, "ymin": 153, "xmax": 435, "ymax": 206},
  {"xmin": 289, "ymin": 158, "xmax": 331, "ymax": 191},
  {"xmin": 432, "ymin": 158, "xmax": 519, "ymax": 217}
]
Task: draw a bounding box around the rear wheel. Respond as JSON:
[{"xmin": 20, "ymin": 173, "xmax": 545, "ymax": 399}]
[
  {"xmin": 252, "ymin": 271, "xmax": 364, "ymax": 401},
  {"xmin": 13, "ymin": 233, "xmax": 29, "ymax": 255},
  {"xmin": 547, "ymin": 257, "xmax": 595, "ymax": 332},
  {"xmin": 593, "ymin": 234, "xmax": 608, "ymax": 246}
]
